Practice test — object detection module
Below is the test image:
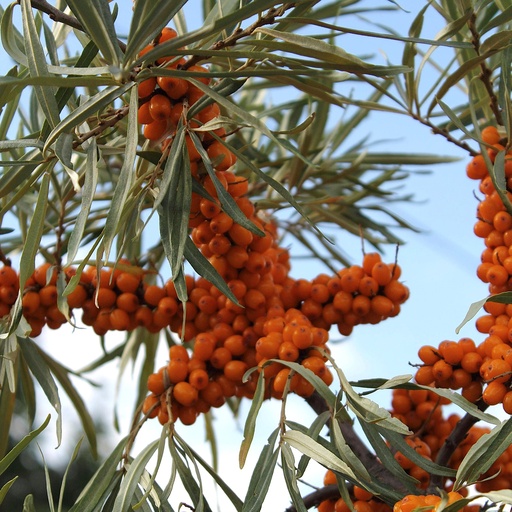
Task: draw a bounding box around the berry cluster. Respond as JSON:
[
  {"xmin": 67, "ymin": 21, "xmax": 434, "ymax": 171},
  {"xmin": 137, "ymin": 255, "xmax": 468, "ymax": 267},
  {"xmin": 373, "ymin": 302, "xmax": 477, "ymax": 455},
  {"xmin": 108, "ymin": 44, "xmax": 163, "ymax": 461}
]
[
  {"xmin": 137, "ymin": 26, "xmax": 227, "ymax": 157},
  {"xmin": 390, "ymin": 387, "xmax": 512, "ymax": 493},
  {"xmin": 317, "ymin": 471, "xmax": 392, "ymax": 512},
  {"xmin": 0, "ymin": 27, "xmax": 411, "ymax": 428},
  {"xmin": 136, "ymin": 28, "xmax": 411, "ymax": 426},
  {"xmin": 413, "ymin": 127, "xmax": 512, "ymax": 414},
  {"xmin": 392, "ymin": 492, "xmax": 472, "ymax": 512}
]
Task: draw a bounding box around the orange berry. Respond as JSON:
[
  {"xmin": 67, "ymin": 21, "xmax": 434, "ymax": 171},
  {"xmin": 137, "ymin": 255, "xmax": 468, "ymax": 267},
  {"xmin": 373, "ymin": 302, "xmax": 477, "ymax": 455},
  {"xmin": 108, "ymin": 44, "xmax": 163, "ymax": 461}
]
[
  {"xmin": 142, "ymin": 394, "xmax": 160, "ymax": 418},
  {"xmin": 173, "ymin": 381, "xmax": 198, "ymax": 407},
  {"xmin": 439, "ymin": 340, "xmax": 464, "ymax": 365},
  {"xmin": 188, "ymin": 368, "xmax": 210, "ymax": 390},
  {"xmin": 143, "ymin": 119, "xmax": 169, "ymax": 141},
  {"xmin": 149, "ymin": 94, "xmax": 172, "ymax": 121},
  {"xmin": 466, "ymin": 154, "xmax": 489, "ymax": 179},
  {"xmin": 482, "ymin": 380, "xmax": 508, "ymax": 405},
  {"xmin": 147, "ymin": 368, "xmax": 167, "ymax": 395},
  {"xmin": 157, "ymin": 76, "xmax": 189, "ymax": 100},
  {"xmin": 481, "ymin": 126, "xmax": 501, "ymax": 146}
]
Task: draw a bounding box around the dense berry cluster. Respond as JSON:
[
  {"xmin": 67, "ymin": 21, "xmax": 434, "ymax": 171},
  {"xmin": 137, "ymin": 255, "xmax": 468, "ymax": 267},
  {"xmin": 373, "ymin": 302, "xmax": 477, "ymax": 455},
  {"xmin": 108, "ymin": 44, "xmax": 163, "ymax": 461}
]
[
  {"xmin": 0, "ymin": 27, "xmax": 411, "ymax": 428},
  {"xmin": 413, "ymin": 127, "xmax": 512, "ymax": 414},
  {"xmin": 137, "ymin": 27, "xmax": 226, "ymax": 156},
  {"xmin": 390, "ymin": 387, "xmax": 512, "ymax": 493},
  {"xmin": 317, "ymin": 471, "xmax": 392, "ymax": 512},
  {"xmin": 392, "ymin": 492, "xmax": 470, "ymax": 512}
]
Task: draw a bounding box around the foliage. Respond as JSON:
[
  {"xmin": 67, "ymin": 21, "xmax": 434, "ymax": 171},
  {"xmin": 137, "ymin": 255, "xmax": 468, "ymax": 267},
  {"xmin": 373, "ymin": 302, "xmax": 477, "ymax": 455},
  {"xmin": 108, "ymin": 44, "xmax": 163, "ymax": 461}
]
[{"xmin": 0, "ymin": 0, "xmax": 511, "ymax": 511}]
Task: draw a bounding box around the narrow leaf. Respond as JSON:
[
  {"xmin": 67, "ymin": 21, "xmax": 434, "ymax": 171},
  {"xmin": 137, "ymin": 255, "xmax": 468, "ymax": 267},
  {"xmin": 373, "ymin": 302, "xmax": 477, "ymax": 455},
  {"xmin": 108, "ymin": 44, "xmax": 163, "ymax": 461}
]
[
  {"xmin": 0, "ymin": 414, "xmax": 50, "ymax": 476},
  {"xmin": 65, "ymin": 0, "xmax": 122, "ymax": 66},
  {"xmin": 20, "ymin": 0, "xmax": 60, "ymax": 128},
  {"xmin": 18, "ymin": 339, "xmax": 62, "ymax": 447},
  {"xmin": 282, "ymin": 430, "xmax": 357, "ymax": 480}
]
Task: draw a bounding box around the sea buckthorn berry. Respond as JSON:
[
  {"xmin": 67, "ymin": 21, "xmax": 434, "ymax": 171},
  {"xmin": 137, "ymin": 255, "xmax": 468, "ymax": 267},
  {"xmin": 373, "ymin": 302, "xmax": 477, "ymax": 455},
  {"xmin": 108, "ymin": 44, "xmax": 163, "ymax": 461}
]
[
  {"xmin": 486, "ymin": 264, "xmax": 509, "ymax": 286},
  {"xmin": 466, "ymin": 154, "xmax": 489, "ymax": 179},
  {"xmin": 22, "ymin": 291, "xmax": 41, "ymax": 315},
  {"xmin": 207, "ymin": 141, "xmax": 234, "ymax": 171},
  {"xmin": 157, "ymin": 76, "xmax": 189, "ymax": 100},
  {"xmin": 362, "ymin": 252, "xmax": 381, "ymax": 274},
  {"xmin": 147, "ymin": 368, "xmax": 167, "ymax": 395},
  {"xmin": 167, "ymin": 359, "xmax": 189, "ymax": 384},
  {"xmin": 418, "ymin": 345, "xmax": 440, "ymax": 365},
  {"xmin": 461, "ymin": 351, "xmax": 483, "ymax": 373},
  {"xmin": 370, "ymin": 295, "xmax": 394, "ymax": 317},
  {"xmin": 482, "ymin": 380, "xmax": 508, "ymax": 405},
  {"xmin": 210, "ymin": 212, "xmax": 234, "ymax": 234},
  {"xmin": 481, "ymin": 358, "xmax": 511, "ymax": 384},
  {"xmin": 462, "ymin": 380, "xmax": 483, "ymax": 403},
  {"xmin": 149, "ymin": 94, "xmax": 172, "ymax": 121},
  {"xmin": 142, "ymin": 395, "xmax": 160, "ymax": 418},
  {"xmin": 432, "ymin": 359, "xmax": 453, "ymax": 382},
  {"xmin": 138, "ymin": 102, "xmax": 154, "ymax": 125},
  {"xmin": 173, "ymin": 381, "xmax": 198, "ymax": 407},
  {"xmin": 110, "ymin": 308, "xmax": 131, "ymax": 330},
  {"xmin": 188, "ymin": 368, "xmax": 209, "ymax": 390},
  {"xmin": 481, "ymin": 126, "xmax": 501, "ymax": 146},
  {"xmin": 415, "ymin": 365, "xmax": 435, "ymax": 386},
  {"xmin": 143, "ymin": 119, "xmax": 169, "ymax": 141},
  {"xmin": 116, "ymin": 292, "xmax": 139, "ymax": 313},
  {"xmin": 438, "ymin": 340, "xmax": 464, "ymax": 365}
]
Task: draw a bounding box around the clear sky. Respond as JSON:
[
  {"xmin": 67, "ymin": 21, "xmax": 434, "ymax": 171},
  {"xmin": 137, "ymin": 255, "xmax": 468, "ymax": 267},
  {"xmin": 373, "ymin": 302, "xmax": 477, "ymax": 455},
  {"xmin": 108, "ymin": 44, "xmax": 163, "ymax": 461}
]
[{"xmin": 0, "ymin": 1, "xmax": 496, "ymax": 510}]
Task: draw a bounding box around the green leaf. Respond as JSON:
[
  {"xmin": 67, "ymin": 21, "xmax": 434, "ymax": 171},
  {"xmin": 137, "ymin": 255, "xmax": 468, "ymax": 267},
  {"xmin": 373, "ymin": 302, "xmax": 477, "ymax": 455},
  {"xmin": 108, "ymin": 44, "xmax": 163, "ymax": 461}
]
[
  {"xmin": 18, "ymin": 339, "xmax": 62, "ymax": 447},
  {"xmin": 0, "ymin": 476, "xmax": 17, "ymax": 505},
  {"xmin": 20, "ymin": 0, "xmax": 60, "ymax": 128},
  {"xmin": 43, "ymin": 83, "xmax": 133, "ymax": 154},
  {"xmin": 23, "ymin": 494, "xmax": 36, "ymax": 512},
  {"xmin": 239, "ymin": 370, "xmax": 266, "ymax": 469},
  {"xmin": 242, "ymin": 428, "xmax": 280, "ymax": 512},
  {"xmin": 123, "ymin": 1, "xmax": 188, "ymax": 66},
  {"xmin": 183, "ymin": 237, "xmax": 239, "ymax": 304},
  {"xmin": 281, "ymin": 444, "xmax": 307, "ymax": 512},
  {"xmin": 69, "ymin": 437, "xmax": 128, "ymax": 512},
  {"xmin": 455, "ymin": 418, "xmax": 512, "ymax": 489},
  {"xmin": 18, "ymin": 168, "xmax": 51, "ymax": 290},
  {"xmin": 169, "ymin": 434, "xmax": 213, "ymax": 512},
  {"xmin": 65, "ymin": 140, "xmax": 99, "ymax": 266},
  {"xmin": 0, "ymin": 414, "xmax": 50, "ymax": 476},
  {"xmin": 36, "ymin": 348, "xmax": 98, "ymax": 457},
  {"xmin": 65, "ymin": 0, "xmax": 123, "ymax": 67},
  {"xmin": 456, "ymin": 296, "xmax": 490, "ymax": 334},
  {"xmin": 99, "ymin": 87, "xmax": 138, "ymax": 264},
  {"xmin": 1, "ymin": 4, "xmax": 27, "ymax": 66},
  {"xmin": 282, "ymin": 429, "xmax": 357, "ymax": 480},
  {"xmin": 112, "ymin": 439, "xmax": 160, "ymax": 512},
  {"xmin": 330, "ymin": 419, "xmax": 371, "ymax": 482},
  {"xmin": 254, "ymin": 28, "xmax": 409, "ymax": 76}
]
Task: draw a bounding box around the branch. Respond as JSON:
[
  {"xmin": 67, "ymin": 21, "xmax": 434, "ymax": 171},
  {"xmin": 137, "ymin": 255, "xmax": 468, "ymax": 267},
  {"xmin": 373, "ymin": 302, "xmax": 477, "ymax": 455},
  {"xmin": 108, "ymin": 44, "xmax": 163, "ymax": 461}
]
[
  {"xmin": 73, "ymin": 105, "xmax": 130, "ymax": 149},
  {"xmin": 467, "ymin": 12, "xmax": 503, "ymax": 127},
  {"xmin": 183, "ymin": 3, "xmax": 297, "ymax": 69},
  {"xmin": 427, "ymin": 399, "xmax": 488, "ymax": 493},
  {"xmin": 28, "ymin": 0, "xmax": 127, "ymax": 52},
  {"xmin": 305, "ymin": 391, "xmax": 411, "ymax": 503}
]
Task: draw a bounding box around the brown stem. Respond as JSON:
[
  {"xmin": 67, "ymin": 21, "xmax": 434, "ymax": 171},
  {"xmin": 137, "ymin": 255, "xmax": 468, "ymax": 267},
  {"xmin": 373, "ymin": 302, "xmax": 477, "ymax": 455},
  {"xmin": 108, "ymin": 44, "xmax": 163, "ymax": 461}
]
[
  {"xmin": 183, "ymin": 3, "xmax": 297, "ymax": 69},
  {"xmin": 28, "ymin": 0, "xmax": 127, "ymax": 52},
  {"xmin": 427, "ymin": 399, "xmax": 488, "ymax": 493},
  {"xmin": 467, "ymin": 13, "xmax": 503, "ymax": 127},
  {"xmin": 305, "ymin": 391, "xmax": 411, "ymax": 502},
  {"xmin": 409, "ymin": 112, "xmax": 478, "ymax": 157},
  {"xmin": 73, "ymin": 105, "xmax": 130, "ymax": 149}
]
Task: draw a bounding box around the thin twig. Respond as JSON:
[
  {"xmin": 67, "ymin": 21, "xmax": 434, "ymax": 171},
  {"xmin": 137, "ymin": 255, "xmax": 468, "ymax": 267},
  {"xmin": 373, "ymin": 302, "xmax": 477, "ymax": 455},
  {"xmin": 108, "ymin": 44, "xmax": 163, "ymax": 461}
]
[
  {"xmin": 73, "ymin": 105, "xmax": 130, "ymax": 149},
  {"xmin": 28, "ymin": 0, "xmax": 127, "ymax": 52},
  {"xmin": 467, "ymin": 12, "xmax": 503, "ymax": 126},
  {"xmin": 183, "ymin": 3, "xmax": 297, "ymax": 69}
]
